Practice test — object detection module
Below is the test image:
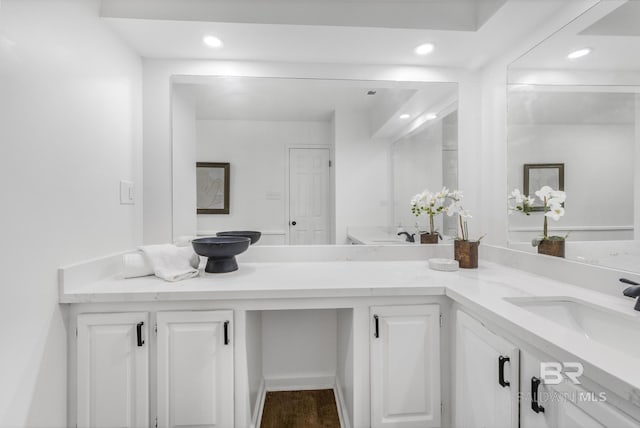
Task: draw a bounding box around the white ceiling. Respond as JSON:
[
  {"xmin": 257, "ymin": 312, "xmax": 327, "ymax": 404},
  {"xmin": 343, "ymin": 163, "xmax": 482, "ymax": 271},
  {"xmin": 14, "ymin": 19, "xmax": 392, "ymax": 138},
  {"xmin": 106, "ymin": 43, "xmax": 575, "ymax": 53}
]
[
  {"xmin": 508, "ymin": 91, "xmax": 635, "ymax": 124},
  {"xmin": 176, "ymin": 77, "xmax": 456, "ymax": 128},
  {"xmin": 101, "ymin": 0, "xmax": 506, "ymax": 31},
  {"xmin": 511, "ymin": 0, "xmax": 640, "ymax": 72},
  {"xmin": 102, "ymin": 1, "xmax": 569, "ymax": 69},
  {"xmin": 185, "ymin": 78, "xmax": 414, "ymax": 121}
]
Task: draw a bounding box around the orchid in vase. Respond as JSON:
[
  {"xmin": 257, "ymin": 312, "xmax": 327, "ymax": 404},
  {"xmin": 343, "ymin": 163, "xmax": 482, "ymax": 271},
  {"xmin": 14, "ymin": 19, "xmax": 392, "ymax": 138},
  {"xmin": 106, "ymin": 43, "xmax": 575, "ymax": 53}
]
[
  {"xmin": 445, "ymin": 190, "xmax": 483, "ymax": 268},
  {"xmin": 445, "ymin": 190, "xmax": 473, "ymax": 240},
  {"xmin": 410, "ymin": 187, "xmax": 451, "ymax": 240},
  {"xmin": 509, "ymin": 186, "xmax": 567, "ymax": 256}
]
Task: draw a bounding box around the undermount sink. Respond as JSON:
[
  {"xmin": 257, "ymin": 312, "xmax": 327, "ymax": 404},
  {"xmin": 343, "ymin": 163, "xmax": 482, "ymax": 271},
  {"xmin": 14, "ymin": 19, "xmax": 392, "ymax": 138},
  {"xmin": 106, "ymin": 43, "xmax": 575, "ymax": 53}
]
[{"xmin": 505, "ymin": 297, "xmax": 640, "ymax": 358}]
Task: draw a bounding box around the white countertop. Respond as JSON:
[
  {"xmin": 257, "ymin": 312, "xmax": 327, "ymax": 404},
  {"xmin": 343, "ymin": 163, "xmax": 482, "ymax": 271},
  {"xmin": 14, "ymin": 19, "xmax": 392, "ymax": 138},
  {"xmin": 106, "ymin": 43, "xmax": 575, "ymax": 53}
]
[{"xmin": 59, "ymin": 253, "xmax": 640, "ymax": 407}]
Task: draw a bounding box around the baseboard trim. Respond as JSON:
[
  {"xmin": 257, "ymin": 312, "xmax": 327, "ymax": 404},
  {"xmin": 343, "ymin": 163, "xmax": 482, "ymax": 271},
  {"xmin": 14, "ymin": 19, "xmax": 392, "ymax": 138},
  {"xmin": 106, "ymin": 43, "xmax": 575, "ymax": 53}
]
[
  {"xmin": 252, "ymin": 379, "xmax": 266, "ymax": 428},
  {"xmin": 254, "ymin": 376, "xmax": 350, "ymax": 428},
  {"xmin": 264, "ymin": 375, "xmax": 336, "ymax": 391},
  {"xmin": 334, "ymin": 377, "xmax": 351, "ymax": 428}
]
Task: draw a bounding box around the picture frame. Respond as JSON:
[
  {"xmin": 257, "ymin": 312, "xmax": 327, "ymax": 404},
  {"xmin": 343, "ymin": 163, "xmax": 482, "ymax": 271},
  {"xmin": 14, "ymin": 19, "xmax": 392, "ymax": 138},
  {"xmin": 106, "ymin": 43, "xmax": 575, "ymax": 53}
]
[
  {"xmin": 523, "ymin": 163, "xmax": 564, "ymax": 212},
  {"xmin": 196, "ymin": 162, "xmax": 230, "ymax": 214}
]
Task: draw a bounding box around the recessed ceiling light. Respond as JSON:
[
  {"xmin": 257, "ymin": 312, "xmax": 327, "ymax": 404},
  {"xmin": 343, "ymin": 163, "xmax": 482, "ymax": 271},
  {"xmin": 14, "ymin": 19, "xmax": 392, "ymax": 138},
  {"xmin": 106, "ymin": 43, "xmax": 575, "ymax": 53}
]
[
  {"xmin": 425, "ymin": 113, "xmax": 438, "ymax": 120},
  {"xmin": 567, "ymin": 48, "xmax": 591, "ymax": 59},
  {"xmin": 203, "ymin": 36, "xmax": 223, "ymax": 48},
  {"xmin": 414, "ymin": 43, "xmax": 435, "ymax": 56},
  {"xmin": 400, "ymin": 114, "xmax": 411, "ymax": 119}
]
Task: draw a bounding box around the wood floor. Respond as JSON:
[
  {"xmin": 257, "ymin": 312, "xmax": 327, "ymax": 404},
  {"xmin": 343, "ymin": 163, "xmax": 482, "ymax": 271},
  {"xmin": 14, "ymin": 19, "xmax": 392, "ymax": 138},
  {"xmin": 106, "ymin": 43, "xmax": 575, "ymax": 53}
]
[{"xmin": 260, "ymin": 389, "xmax": 341, "ymax": 428}]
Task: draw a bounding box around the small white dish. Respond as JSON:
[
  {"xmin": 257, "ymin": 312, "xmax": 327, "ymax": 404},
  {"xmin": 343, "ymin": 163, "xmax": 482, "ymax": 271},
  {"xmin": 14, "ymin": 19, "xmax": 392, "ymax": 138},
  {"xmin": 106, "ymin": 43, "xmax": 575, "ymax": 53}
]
[{"xmin": 428, "ymin": 258, "xmax": 459, "ymax": 272}]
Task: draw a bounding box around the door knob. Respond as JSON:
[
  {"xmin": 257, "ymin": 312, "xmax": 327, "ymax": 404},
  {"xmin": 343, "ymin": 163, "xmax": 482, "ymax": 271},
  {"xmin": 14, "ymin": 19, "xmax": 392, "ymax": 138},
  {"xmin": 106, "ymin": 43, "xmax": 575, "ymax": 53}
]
[{"xmin": 290, "ymin": 221, "xmax": 297, "ymax": 226}]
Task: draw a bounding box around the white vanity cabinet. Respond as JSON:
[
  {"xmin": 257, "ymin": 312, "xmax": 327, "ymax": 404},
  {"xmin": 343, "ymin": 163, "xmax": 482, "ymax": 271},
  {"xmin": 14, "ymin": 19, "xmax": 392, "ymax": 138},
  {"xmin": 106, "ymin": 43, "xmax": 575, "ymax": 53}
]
[
  {"xmin": 156, "ymin": 310, "xmax": 234, "ymax": 428},
  {"xmin": 370, "ymin": 304, "xmax": 441, "ymax": 428},
  {"xmin": 76, "ymin": 312, "xmax": 149, "ymax": 428},
  {"xmin": 454, "ymin": 310, "xmax": 519, "ymax": 428},
  {"xmin": 520, "ymin": 350, "xmax": 640, "ymax": 428}
]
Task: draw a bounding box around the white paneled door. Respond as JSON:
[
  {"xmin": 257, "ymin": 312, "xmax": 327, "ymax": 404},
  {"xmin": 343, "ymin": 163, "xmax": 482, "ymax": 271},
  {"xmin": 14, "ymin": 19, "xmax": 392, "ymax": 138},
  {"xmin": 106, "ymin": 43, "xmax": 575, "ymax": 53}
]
[
  {"xmin": 289, "ymin": 147, "xmax": 331, "ymax": 245},
  {"xmin": 455, "ymin": 310, "xmax": 519, "ymax": 428},
  {"xmin": 77, "ymin": 312, "xmax": 149, "ymax": 428},
  {"xmin": 156, "ymin": 311, "xmax": 234, "ymax": 428},
  {"xmin": 370, "ymin": 305, "xmax": 441, "ymax": 428}
]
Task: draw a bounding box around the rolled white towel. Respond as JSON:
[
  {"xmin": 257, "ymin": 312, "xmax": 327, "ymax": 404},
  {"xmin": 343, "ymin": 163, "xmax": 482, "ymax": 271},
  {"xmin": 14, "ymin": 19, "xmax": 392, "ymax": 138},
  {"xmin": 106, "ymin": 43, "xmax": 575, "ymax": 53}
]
[
  {"xmin": 137, "ymin": 245, "xmax": 201, "ymax": 282},
  {"xmin": 123, "ymin": 250, "xmax": 200, "ymax": 279},
  {"xmin": 122, "ymin": 252, "xmax": 154, "ymax": 278}
]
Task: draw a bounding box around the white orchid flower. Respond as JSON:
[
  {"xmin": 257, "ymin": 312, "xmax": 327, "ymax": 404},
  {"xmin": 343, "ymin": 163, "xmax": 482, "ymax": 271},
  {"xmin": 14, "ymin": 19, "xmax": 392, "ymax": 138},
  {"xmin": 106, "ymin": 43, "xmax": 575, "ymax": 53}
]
[
  {"xmin": 436, "ymin": 187, "xmax": 449, "ymax": 199},
  {"xmin": 535, "ymin": 186, "xmax": 553, "ymax": 201},
  {"xmin": 545, "ymin": 204, "xmax": 565, "ymax": 221},
  {"xmin": 510, "ymin": 188, "xmax": 524, "ymax": 204},
  {"xmin": 450, "ymin": 189, "xmax": 463, "ymax": 200},
  {"xmin": 525, "ymin": 196, "xmax": 535, "ymax": 207},
  {"xmin": 445, "ymin": 202, "xmax": 460, "ymax": 216},
  {"xmin": 549, "ymin": 190, "xmax": 566, "ymax": 204}
]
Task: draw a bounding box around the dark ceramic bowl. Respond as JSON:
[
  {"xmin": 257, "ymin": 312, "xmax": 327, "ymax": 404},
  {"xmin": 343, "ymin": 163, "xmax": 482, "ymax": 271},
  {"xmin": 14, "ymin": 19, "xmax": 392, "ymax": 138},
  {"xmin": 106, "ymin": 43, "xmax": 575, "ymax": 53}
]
[
  {"xmin": 192, "ymin": 236, "xmax": 251, "ymax": 273},
  {"xmin": 216, "ymin": 230, "xmax": 262, "ymax": 245}
]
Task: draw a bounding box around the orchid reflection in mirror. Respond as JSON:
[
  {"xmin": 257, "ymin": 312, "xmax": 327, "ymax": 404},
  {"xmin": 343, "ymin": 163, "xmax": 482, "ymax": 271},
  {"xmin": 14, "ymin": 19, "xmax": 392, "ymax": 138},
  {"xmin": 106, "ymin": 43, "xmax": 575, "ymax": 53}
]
[
  {"xmin": 509, "ymin": 186, "xmax": 567, "ymax": 258},
  {"xmin": 410, "ymin": 187, "xmax": 450, "ymax": 244}
]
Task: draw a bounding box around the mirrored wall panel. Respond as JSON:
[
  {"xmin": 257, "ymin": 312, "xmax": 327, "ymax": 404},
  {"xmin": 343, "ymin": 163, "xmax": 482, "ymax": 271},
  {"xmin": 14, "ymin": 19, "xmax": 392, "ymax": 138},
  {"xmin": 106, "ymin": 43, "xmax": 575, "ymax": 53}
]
[
  {"xmin": 172, "ymin": 76, "xmax": 458, "ymax": 246},
  {"xmin": 507, "ymin": 1, "xmax": 640, "ymax": 272}
]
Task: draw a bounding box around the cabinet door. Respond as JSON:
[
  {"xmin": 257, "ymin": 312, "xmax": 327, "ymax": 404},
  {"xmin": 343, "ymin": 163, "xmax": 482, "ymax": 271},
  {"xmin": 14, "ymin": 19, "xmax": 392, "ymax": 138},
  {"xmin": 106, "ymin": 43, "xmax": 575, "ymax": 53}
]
[
  {"xmin": 454, "ymin": 310, "xmax": 519, "ymax": 428},
  {"xmin": 156, "ymin": 310, "xmax": 234, "ymax": 428},
  {"xmin": 77, "ymin": 312, "xmax": 149, "ymax": 428},
  {"xmin": 521, "ymin": 350, "xmax": 640, "ymax": 428},
  {"xmin": 370, "ymin": 305, "xmax": 441, "ymax": 428}
]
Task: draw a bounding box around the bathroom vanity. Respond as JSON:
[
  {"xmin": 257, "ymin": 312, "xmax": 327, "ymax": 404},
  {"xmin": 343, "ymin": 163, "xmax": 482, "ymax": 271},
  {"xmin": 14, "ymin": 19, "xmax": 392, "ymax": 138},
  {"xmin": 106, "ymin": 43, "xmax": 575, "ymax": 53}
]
[{"xmin": 60, "ymin": 245, "xmax": 640, "ymax": 428}]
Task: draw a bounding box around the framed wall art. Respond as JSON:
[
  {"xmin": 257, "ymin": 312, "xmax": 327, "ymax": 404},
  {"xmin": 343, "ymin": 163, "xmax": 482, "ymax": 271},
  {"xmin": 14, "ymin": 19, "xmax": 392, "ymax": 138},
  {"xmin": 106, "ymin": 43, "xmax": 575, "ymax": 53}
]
[
  {"xmin": 523, "ymin": 163, "xmax": 564, "ymax": 211},
  {"xmin": 196, "ymin": 162, "xmax": 230, "ymax": 214}
]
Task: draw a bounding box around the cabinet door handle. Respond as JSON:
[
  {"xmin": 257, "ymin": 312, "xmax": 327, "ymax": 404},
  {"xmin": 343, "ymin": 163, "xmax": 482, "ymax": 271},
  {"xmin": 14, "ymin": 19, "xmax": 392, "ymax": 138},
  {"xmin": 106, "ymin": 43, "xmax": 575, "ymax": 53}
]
[
  {"xmin": 531, "ymin": 376, "xmax": 545, "ymax": 413},
  {"xmin": 498, "ymin": 356, "xmax": 510, "ymax": 387},
  {"xmin": 224, "ymin": 321, "xmax": 230, "ymax": 345},
  {"xmin": 136, "ymin": 322, "xmax": 144, "ymax": 347},
  {"xmin": 373, "ymin": 315, "xmax": 379, "ymax": 338}
]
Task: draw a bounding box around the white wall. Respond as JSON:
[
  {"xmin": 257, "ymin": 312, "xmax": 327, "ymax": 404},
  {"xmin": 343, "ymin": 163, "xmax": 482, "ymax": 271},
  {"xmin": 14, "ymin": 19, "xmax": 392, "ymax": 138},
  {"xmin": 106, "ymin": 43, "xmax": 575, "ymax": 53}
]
[
  {"xmin": 0, "ymin": 1, "xmax": 142, "ymax": 425},
  {"xmin": 261, "ymin": 310, "xmax": 337, "ymax": 380},
  {"xmin": 334, "ymin": 109, "xmax": 393, "ymax": 244},
  {"xmin": 196, "ymin": 119, "xmax": 332, "ymax": 242},
  {"xmin": 508, "ymin": 123, "xmax": 634, "ymax": 241},
  {"xmin": 392, "ymin": 123, "xmax": 444, "ymax": 234}
]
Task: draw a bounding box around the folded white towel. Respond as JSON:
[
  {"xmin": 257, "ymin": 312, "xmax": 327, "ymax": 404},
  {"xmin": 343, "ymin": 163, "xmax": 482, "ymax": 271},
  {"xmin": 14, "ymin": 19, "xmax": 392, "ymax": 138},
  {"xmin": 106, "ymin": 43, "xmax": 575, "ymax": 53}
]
[
  {"xmin": 123, "ymin": 250, "xmax": 200, "ymax": 279},
  {"xmin": 138, "ymin": 245, "xmax": 200, "ymax": 282}
]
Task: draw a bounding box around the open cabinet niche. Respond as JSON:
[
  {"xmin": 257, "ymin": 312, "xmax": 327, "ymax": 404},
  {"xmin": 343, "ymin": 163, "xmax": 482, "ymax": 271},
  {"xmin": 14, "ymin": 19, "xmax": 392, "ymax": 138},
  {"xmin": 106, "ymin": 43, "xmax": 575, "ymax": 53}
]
[{"xmin": 244, "ymin": 308, "xmax": 354, "ymax": 428}]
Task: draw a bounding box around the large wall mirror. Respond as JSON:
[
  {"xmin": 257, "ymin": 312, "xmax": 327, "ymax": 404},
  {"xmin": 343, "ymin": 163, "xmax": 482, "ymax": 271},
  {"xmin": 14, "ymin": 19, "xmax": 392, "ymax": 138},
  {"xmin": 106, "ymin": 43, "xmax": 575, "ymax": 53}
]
[
  {"xmin": 172, "ymin": 76, "xmax": 458, "ymax": 246},
  {"xmin": 507, "ymin": 0, "xmax": 640, "ymax": 272}
]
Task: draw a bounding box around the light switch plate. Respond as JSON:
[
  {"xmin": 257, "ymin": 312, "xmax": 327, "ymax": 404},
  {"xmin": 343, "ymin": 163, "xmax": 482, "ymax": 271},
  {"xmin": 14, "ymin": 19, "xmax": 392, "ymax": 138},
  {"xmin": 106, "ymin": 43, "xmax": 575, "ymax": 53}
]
[{"xmin": 120, "ymin": 180, "xmax": 135, "ymax": 205}]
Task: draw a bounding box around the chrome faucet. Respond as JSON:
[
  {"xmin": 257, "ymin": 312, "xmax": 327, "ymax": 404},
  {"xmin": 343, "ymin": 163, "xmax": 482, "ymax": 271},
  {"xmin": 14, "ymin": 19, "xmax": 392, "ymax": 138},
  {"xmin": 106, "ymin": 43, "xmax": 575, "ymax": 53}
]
[
  {"xmin": 397, "ymin": 231, "xmax": 415, "ymax": 243},
  {"xmin": 620, "ymin": 278, "xmax": 640, "ymax": 311}
]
